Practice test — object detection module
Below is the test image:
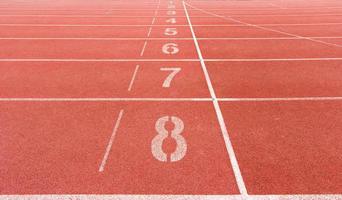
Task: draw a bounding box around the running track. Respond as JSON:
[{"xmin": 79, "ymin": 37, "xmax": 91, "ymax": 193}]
[{"xmin": 0, "ymin": 0, "xmax": 342, "ymax": 199}]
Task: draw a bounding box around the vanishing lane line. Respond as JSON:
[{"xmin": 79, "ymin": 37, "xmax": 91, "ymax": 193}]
[
  {"xmin": 99, "ymin": 109, "xmax": 124, "ymax": 172},
  {"xmin": 140, "ymin": 0, "xmax": 161, "ymax": 57},
  {"xmin": 184, "ymin": 2, "xmax": 342, "ymax": 48},
  {"xmin": 183, "ymin": 1, "xmax": 248, "ymax": 195}
]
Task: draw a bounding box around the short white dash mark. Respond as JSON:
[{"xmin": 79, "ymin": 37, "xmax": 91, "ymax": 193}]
[
  {"xmin": 128, "ymin": 65, "xmax": 140, "ymax": 91},
  {"xmin": 99, "ymin": 109, "xmax": 124, "ymax": 172}
]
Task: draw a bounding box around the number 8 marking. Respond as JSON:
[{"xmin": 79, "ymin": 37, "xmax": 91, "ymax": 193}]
[{"xmin": 151, "ymin": 116, "xmax": 187, "ymax": 162}]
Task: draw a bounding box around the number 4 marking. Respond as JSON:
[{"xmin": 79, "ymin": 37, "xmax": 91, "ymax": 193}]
[{"xmin": 160, "ymin": 67, "xmax": 181, "ymax": 88}]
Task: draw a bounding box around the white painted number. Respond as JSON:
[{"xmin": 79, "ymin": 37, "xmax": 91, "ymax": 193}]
[
  {"xmin": 166, "ymin": 18, "xmax": 176, "ymax": 24},
  {"xmin": 164, "ymin": 28, "xmax": 178, "ymax": 36},
  {"xmin": 151, "ymin": 116, "xmax": 187, "ymax": 162},
  {"xmin": 162, "ymin": 43, "xmax": 179, "ymax": 55},
  {"xmin": 168, "ymin": 4, "xmax": 175, "ymax": 9},
  {"xmin": 160, "ymin": 67, "xmax": 181, "ymax": 88},
  {"xmin": 167, "ymin": 10, "xmax": 176, "ymax": 15}
]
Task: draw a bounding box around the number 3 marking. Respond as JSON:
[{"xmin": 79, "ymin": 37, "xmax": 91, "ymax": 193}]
[
  {"xmin": 160, "ymin": 67, "xmax": 181, "ymax": 88},
  {"xmin": 151, "ymin": 116, "xmax": 187, "ymax": 162}
]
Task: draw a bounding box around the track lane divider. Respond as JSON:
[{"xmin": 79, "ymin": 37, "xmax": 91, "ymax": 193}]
[{"xmin": 182, "ymin": 0, "xmax": 248, "ymax": 196}]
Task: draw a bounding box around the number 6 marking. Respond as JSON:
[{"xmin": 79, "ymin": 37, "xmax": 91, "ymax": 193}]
[
  {"xmin": 162, "ymin": 43, "xmax": 179, "ymax": 55},
  {"xmin": 160, "ymin": 67, "xmax": 181, "ymax": 88},
  {"xmin": 151, "ymin": 116, "xmax": 187, "ymax": 162}
]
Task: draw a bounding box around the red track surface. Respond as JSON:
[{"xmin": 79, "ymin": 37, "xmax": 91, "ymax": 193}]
[{"xmin": 0, "ymin": 0, "xmax": 342, "ymax": 199}]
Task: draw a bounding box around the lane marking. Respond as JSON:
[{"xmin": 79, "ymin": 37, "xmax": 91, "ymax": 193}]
[
  {"xmin": 219, "ymin": 97, "xmax": 342, "ymax": 101},
  {"xmin": 2, "ymin": 13, "xmax": 342, "ymax": 17},
  {"xmin": 147, "ymin": 27, "xmax": 153, "ymax": 37},
  {"xmin": 1, "ymin": 97, "xmax": 342, "ymax": 102},
  {"xmin": 0, "ymin": 98, "xmax": 212, "ymax": 102},
  {"xmin": 1, "ymin": 194, "xmax": 341, "ymax": 200},
  {"xmin": 183, "ymin": 1, "xmax": 248, "ymax": 195},
  {"xmin": 140, "ymin": 0, "xmax": 160, "ymax": 57},
  {"xmin": 184, "ymin": 2, "xmax": 342, "ymax": 48},
  {"xmin": 0, "ymin": 6, "xmax": 342, "ymax": 11},
  {"xmin": 0, "ymin": 59, "xmax": 200, "ymax": 62},
  {"xmin": 128, "ymin": 64, "xmax": 140, "ymax": 91},
  {"xmin": 205, "ymin": 58, "xmax": 342, "ymax": 61},
  {"xmin": 140, "ymin": 40, "xmax": 148, "ymax": 56},
  {"xmin": 0, "ymin": 37, "xmax": 341, "ymax": 40},
  {"xmin": 99, "ymin": 109, "xmax": 124, "ymax": 172},
  {"xmin": 0, "ymin": 58, "xmax": 342, "ymax": 62},
  {"xmin": 0, "ymin": 5, "xmax": 341, "ymax": 9},
  {"xmin": 1, "ymin": 23, "xmax": 342, "ymax": 27}
]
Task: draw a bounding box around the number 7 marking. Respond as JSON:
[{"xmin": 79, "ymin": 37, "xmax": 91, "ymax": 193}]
[{"xmin": 160, "ymin": 67, "xmax": 181, "ymax": 88}]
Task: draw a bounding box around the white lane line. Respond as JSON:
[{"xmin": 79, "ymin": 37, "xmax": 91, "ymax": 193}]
[
  {"xmin": 1, "ymin": 97, "xmax": 342, "ymax": 102},
  {"xmin": 1, "ymin": 194, "xmax": 341, "ymax": 200},
  {"xmin": 219, "ymin": 97, "xmax": 342, "ymax": 101},
  {"xmin": 0, "ymin": 58, "xmax": 342, "ymax": 62},
  {"xmin": 128, "ymin": 64, "xmax": 140, "ymax": 91},
  {"xmin": 147, "ymin": 27, "xmax": 153, "ymax": 37},
  {"xmin": 0, "ymin": 12, "xmax": 342, "ymax": 18},
  {"xmin": 99, "ymin": 109, "xmax": 124, "ymax": 172},
  {"xmin": 0, "ymin": 59, "xmax": 199, "ymax": 62},
  {"xmin": 184, "ymin": 2, "xmax": 342, "ymax": 48},
  {"xmin": 140, "ymin": 0, "xmax": 160, "ymax": 57},
  {"xmin": 0, "ymin": 6, "xmax": 341, "ymax": 10},
  {"xmin": 1, "ymin": 23, "xmax": 342, "ymax": 27},
  {"xmin": 2, "ymin": 13, "xmax": 342, "ymax": 17},
  {"xmin": 183, "ymin": 1, "xmax": 248, "ymax": 196},
  {"xmin": 151, "ymin": 15, "xmax": 157, "ymax": 25},
  {"xmin": 140, "ymin": 40, "xmax": 149, "ymax": 56},
  {"xmin": 205, "ymin": 58, "xmax": 342, "ymax": 61},
  {"xmin": 0, "ymin": 98, "xmax": 212, "ymax": 102},
  {"xmin": 0, "ymin": 36, "xmax": 341, "ymax": 40}
]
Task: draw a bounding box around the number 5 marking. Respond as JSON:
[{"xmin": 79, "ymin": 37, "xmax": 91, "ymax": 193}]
[
  {"xmin": 164, "ymin": 28, "xmax": 178, "ymax": 36},
  {"xmin": 151, "ymin": 116, "xmax": 187, "ymax": 162},
  {"xmin": 160, "ymin": 67, "xmax": 181, "ymax": 88}
]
